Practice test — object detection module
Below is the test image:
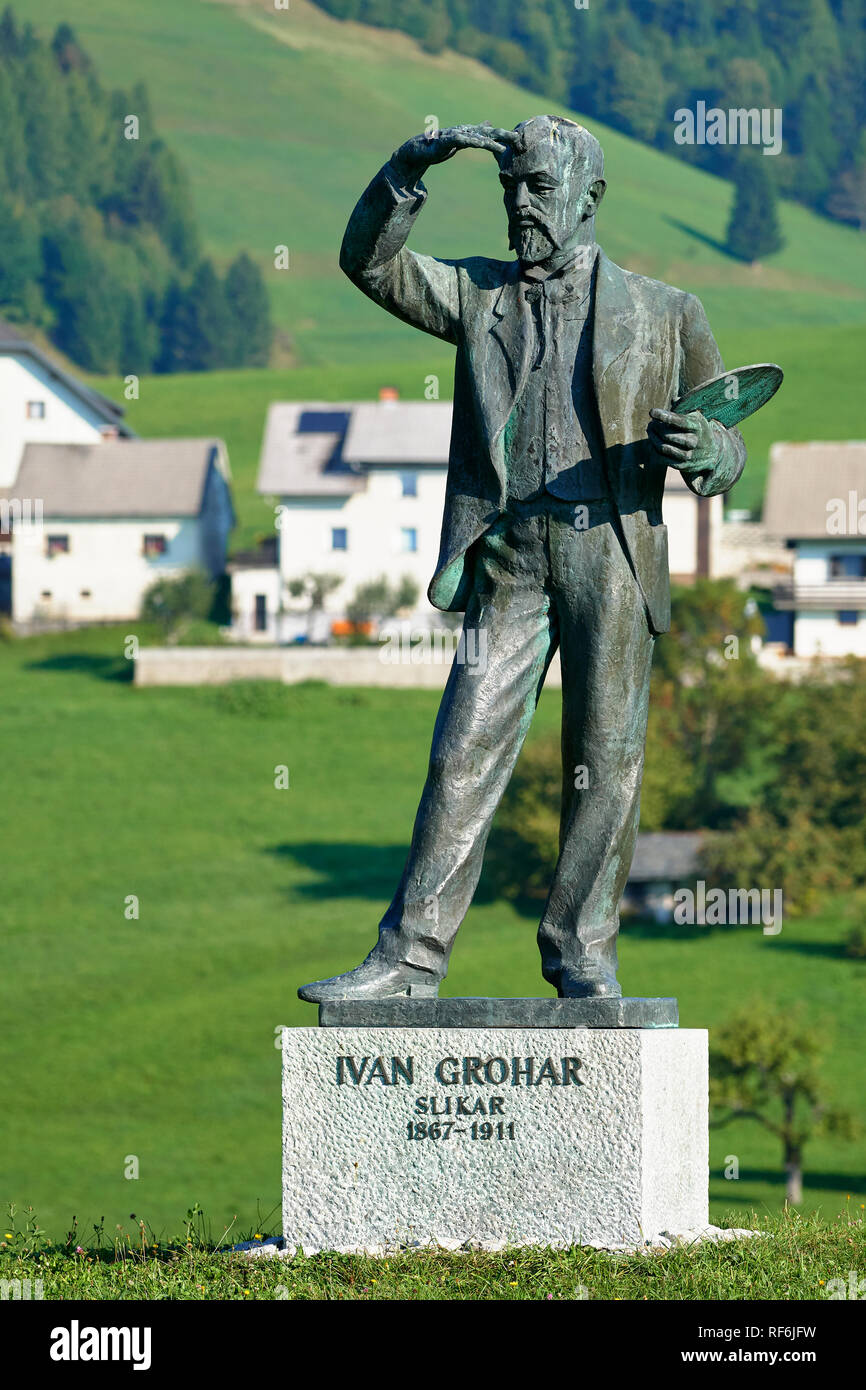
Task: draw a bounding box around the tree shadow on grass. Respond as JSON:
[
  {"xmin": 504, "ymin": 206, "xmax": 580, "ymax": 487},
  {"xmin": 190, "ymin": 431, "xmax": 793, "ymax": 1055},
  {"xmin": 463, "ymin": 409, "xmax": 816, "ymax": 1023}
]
[
  {"xmin": 664, "ymin": 216, "xmax": 732, "ymax": 258},
  {"xmin": 268, "ymin": 842, "xmax": 772, "ymax": 945},
  {"xmin": 710, "ymin": 1169, "xmax": 865, "ymax": 1205},
  {"xmin": 268, "ymin": 841, "xmax": 408, "ymax": 901},
  {"xmin": 270, "ymin": 838, "xmax": 569, "ymax": 913},
  {"xmin": 758, "ymin": 938, "xmax": 855, "ymax": 961},
  {"xmin": 619, "ymin": 917, "xmax": 748, "ymax": 943},
  {"xmin": 25, "ymin": 652, "xmax": 132, "ymax": 682}
]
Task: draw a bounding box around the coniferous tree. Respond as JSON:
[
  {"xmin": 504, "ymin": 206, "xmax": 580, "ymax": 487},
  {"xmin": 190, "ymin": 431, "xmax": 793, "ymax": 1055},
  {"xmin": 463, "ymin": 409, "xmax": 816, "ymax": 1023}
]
[
  {"xmin": 224, "ymin": 252, "xmax": 272, "ymax": 367},
  {"xmin": 792, "ymin": 77, "xmax": 841, "ymax": 207},
  {"xmin": 51, "ymin": 228, "xmax": 122, "ymax": 372},
  {"xmin": 608, "ymin": 44, "xmax": 666, "ymax": 142},
  {"xmin": 144, "ymin": 143, "xmax": 199, "ymax": 269},
  {"xmin": 726, "ymin": 155, "xmax": 785, "ymax": 262},
  {"xmin": 0, "ymin": 11, "xmax": 255, "ymax": 372},
  {"xmin": 119, "ymin": 289, "xmax": 155, "ymax": 376},
  {"xmin": 156, "ymin": 279, "xmax": 194, "ymax": 373},
  {"xmin": 50, "ymin": 22, "xmax": 92, "ymax": 74},
  {"xmin": 0, "ymin": 194, "xmax": 40, "ymax": 318},
  {"xmin": 0, "ymin": 66, "xmax": 29, "ymax": 198},
  {"xmin": 0, "ymin": 5, "xmax": 21, "ymax": 57},
  {"xmin": 18, "ymin": 45, "xmax": 69, "ymax": 199},
  {"xmin": 185, "ymin": 259, "xmax": 230, "ymax": 370},
  {"xmin": 158, "ymin": 260, "xmax": 230, "ymax": 372}
]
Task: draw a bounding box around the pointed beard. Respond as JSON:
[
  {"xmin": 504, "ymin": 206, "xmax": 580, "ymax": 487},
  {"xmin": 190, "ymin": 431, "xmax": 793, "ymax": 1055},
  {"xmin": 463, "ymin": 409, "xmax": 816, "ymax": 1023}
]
[{"xmin": 509, "ymin": 223, "xmax": 556, "ymax": 264}]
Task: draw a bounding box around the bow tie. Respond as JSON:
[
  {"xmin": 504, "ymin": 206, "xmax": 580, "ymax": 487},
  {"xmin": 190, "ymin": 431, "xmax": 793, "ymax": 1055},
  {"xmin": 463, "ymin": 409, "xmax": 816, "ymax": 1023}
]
[
  {"xmin": 523, "ymin": 273, "xmax": 592, "ymax": 308},
  {"xmin": 520, "ymin": 247, "xmax": 596, "ymax": 307}
]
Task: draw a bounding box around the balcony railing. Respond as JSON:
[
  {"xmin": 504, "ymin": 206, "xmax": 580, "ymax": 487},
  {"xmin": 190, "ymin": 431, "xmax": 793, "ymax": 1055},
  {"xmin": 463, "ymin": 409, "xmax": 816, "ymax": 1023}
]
[{"xmin": 772, "ymin": 580, "xmax": 866, "ymax": 611}]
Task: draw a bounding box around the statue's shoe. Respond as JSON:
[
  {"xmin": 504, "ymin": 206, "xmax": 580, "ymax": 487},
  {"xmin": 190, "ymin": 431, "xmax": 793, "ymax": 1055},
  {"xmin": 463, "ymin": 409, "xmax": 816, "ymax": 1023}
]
[
  {"xmin": 557, "ymin": 965, "xmax": 622, "ymax": 999},
  {"xmin": 298, "ymin": 955, "xmax": 440, "ymax": 1004}
]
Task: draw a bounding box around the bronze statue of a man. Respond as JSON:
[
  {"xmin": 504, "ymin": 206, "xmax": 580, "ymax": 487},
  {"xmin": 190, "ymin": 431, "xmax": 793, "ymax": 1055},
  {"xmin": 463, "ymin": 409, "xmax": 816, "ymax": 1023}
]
[{"xmin": 300, "ymin": 116, "xmax": 745, "ymax": 1004}]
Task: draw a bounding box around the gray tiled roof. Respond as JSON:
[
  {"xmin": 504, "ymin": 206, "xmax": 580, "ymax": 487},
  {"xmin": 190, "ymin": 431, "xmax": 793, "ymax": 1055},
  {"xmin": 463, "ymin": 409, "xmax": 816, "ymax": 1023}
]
[
  {"xmin": 628, "ymin": 832, "xmax": 702, "ymax": 882},
  {"xmin": 12, "ymin": 439, "xmax": 229, "ymax": 517},
  {"xmin": 343, "ymin": 401, "xmax": 453, "ymax": 464},
  {"xmin": 257, "ymin": 402, "xmax": 366, "ymax": 497},
  {"xmin": 764, "ymin": 441, "xmax": 866, "ymax": 538}
]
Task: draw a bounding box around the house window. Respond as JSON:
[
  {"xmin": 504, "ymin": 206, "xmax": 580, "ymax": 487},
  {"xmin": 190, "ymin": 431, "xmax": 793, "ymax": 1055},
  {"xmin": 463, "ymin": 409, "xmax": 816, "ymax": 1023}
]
[
  {"xmin": 331, "ymin": 527, "xmax": 347, "ymax": 551},
  {"xmin": 143, "ymin": 534, "xmax": 168, "ymax": 557},
  {"xmin": 830, "ymin": 554, "xmax": 866, "ymax": 578},
  {"xmin": 400, "ymin": 527, "xmax": 418, "ymax": 553},
  {"xmin": 26, "ymin": 401, "xmax": 46, "ymax": 419},
  {"xmin": 400, "ymin": 472, "xmax": 418, "ymax": 497},
  {"xmin": 46, "ymin": 535, "xmax": 69, "ymax": 557},
  {"xmin": 254, "ymin": 594, "xmax": 267, "ymax": 632},
  {"xmin": 837, "ymin": 611, "xmax": 859, "ymax": 625}
]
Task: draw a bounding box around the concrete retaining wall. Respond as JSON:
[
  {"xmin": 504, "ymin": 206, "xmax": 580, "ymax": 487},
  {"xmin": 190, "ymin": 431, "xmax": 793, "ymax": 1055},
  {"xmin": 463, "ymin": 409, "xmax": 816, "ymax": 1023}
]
[{"xmin": 134, "ymin": 644, "xmax": 563, "ymax": 689}]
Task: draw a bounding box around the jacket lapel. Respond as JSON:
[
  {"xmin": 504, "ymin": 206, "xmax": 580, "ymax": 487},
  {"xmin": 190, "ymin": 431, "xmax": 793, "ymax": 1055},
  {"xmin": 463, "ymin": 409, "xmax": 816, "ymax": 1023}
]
[
  {"xmin": 487, "ymin": 264, "xmax": 534, "ymax": 445},
  {"xmin": 592, "ymin": 251, "xmax": 637, "ymax": 447}
]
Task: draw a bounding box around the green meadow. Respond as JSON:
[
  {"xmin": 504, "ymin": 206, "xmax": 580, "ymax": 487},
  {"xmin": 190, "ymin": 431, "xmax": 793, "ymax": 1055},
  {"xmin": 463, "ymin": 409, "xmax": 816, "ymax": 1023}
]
[{"xmin": 0, "ymin": 626, "xmax": 863, "ymax": 1243}]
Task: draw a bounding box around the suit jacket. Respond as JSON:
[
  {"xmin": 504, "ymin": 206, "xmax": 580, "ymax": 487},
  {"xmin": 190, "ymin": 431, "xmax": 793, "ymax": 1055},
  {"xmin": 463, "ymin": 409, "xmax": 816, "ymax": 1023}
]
[{"xmin": 340, "ymin": 161, "xmax": 746, "ymax": 634}]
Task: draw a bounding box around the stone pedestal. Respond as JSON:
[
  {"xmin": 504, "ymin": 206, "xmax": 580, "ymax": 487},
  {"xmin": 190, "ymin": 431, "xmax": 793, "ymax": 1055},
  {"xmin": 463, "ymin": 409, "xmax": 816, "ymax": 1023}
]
[
  {"xmin": 317, "ymin": 996, "xmax": 678, "ymax": 1028},
  {"xmin": 282, "ymin": 1026, "xmax": 708, "ymax": 1252}
]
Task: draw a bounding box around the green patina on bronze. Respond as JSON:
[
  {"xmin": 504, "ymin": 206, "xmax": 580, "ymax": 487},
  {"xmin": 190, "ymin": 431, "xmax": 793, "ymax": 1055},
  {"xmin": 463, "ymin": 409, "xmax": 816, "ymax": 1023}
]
[{"xmin": 298, "ymin": 117, "xmax": 781, "ymax": 1011}]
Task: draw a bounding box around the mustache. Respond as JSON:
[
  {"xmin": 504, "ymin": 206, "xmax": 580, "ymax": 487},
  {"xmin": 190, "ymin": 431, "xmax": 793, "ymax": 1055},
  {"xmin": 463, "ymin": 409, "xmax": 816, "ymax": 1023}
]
[{"xmin": 508, "ymin": 211, "xmax": 551, "ymax": 234}]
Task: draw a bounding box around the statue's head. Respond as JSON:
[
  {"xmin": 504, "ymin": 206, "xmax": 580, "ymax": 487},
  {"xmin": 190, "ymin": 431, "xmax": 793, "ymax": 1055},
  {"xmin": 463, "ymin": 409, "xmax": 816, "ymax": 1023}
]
[{"xmin": 498, "ymin": 115, "xmax": 606, "ymax": 264}]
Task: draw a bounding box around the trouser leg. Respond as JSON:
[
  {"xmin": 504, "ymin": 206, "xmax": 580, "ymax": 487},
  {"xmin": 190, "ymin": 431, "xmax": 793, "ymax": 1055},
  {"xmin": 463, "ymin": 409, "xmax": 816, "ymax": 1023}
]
[
  {"xmin": 537, "ymin": 508, "xmax": 654, "ymax": 986},
  {"xmin": 378, "ymin": 513, "xmax": 557, "ymax": 977}
]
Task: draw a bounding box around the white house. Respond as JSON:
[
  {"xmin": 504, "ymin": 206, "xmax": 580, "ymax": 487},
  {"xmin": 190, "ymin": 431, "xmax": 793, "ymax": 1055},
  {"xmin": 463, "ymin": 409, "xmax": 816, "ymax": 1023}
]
[
  {"xmin": 0, "ymin": 315, "xmax": 132, "ymax": 488},
  {"xmin": 3, "ymin": 438, "xmax": 234, "ymax": 626},
  {"xmin": 240, "ymin": 394, "xmax": 724, "ymax": 641},
  {"xmin": 228, "ymin": 536, "xmax": 281, "ymax": 638},
  {"xmin": 664, "ymin": 470, "xmax": 725, "ymax": 583},
  {"xmin": 764, "ymin": 441, "xmax": 866, "ymax": 658}
]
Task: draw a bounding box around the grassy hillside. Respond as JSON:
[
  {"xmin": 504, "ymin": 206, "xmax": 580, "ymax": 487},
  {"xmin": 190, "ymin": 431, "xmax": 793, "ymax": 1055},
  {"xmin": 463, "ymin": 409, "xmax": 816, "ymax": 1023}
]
[
  {"xmin": 19, "ymin": 0, "xmax": 866, "ymax": 375},
  {"xmin": 34, "ymin": 0, "xmax": 856, "ymax": 521},
  {"xmin": 0, "ymin": 627, "xmax": 863, "ymax": 1240}
]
